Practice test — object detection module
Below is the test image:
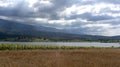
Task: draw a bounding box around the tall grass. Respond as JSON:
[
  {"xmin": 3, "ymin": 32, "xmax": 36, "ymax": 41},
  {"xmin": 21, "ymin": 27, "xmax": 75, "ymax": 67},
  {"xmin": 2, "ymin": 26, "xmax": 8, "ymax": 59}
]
[
  {"xmin": 0, "ymin": 44, "xmax": 117, "ymax": 50},
  {"xmin": 0, "ymin": 44, "xmax": 87, "ymax": 50}
]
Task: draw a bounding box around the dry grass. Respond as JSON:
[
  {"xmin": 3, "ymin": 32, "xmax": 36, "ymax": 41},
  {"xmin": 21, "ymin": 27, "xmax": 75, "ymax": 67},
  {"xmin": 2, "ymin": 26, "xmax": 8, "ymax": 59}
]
[{"xmin": 0, "ymin": 49, "xmax": 120, "ymax": 67}]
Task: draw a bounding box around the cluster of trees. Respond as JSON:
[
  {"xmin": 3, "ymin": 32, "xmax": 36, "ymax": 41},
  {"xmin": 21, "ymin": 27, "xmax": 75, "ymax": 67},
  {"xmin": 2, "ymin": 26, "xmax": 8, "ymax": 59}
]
[
  {"xmin": 0, "ymin": 36, "xmax": 120, "ymax": 43},
  {"xmin": 0, "ymin": 32, "xmax": 120, "ymax": 42}
]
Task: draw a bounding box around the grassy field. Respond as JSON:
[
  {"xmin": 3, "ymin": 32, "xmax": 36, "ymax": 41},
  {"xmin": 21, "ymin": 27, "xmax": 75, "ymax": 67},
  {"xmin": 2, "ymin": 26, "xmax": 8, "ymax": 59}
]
[
  {"xmin": 0, "ymin": 44, "xmax": 107, "ymax": 50},
  {"xmin": 0, "ymin": 49, "xmax": 120, "ymax": 67}
]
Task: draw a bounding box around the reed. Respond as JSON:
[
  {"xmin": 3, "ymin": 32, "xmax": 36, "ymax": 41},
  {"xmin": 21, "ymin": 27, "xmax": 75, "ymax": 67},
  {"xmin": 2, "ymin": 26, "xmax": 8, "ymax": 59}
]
[
  {"xmin": 0, "ymin": 44, "xmax": 117, "ymax": 50},
  {"xmin": 0, "ymin": 44, "xmax": 83, "ymax": 50}
]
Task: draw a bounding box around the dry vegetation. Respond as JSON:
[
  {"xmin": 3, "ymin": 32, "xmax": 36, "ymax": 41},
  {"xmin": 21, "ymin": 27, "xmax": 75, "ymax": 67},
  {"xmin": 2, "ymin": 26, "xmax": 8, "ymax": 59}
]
[{"xmin": 0, "ymin": 49, "xmax": 120, "ymax": 67}]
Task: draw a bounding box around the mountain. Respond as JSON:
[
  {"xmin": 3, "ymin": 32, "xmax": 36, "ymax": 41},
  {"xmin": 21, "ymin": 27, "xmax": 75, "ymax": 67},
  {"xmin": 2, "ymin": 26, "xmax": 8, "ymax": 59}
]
[
  {"xmin": 0, "ymin": 19, "xmax": 59, "ymax": 36},
  {"xmin": 0, "ymin": 19, "xmax": 83, "ymax": 41},
  {"xmin": 0, "ymin": 19, "xmax": 36, "ymax": 34},
  {"xmin": 0, "ymin": 19, "xmax": 120, "ymax": 42}
]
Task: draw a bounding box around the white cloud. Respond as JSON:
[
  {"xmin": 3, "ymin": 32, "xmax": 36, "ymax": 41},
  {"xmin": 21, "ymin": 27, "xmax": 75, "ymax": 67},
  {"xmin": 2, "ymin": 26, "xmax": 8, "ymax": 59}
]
[
  {"xmin": 83, "ymin": 23, "xmax": 120, "ymax": 36},
  {"xmin": 28, "ymin": 0, "xmax": 53, "ymax": 7},
  {"xmin": 84, "ymin": 23, "xmax": 112, "ymax": 28},
  {"xmin": 0, "ymin": 15, "xmax": 12, "ymax": 20},
  {"xmin": 28, "ymin": 0, "xmax": 53, "ymax": 12},
  {"xmin": 0, "ymin": 1, "xmax": 13, "ymax": 7},
  {"xmin": 94, "ymin": 13, "xmax": 120, "ymax": 17},
  {"xmin": 60, "ymin": 3, "xmax": 120, "ymax": 18},
  {"xmin": 102, "ymin": 25, "xmax": 120, "ymax": 36},
  {"xmin": 28, "ymin": 0, "xmax": 38, "ymax": 8}
]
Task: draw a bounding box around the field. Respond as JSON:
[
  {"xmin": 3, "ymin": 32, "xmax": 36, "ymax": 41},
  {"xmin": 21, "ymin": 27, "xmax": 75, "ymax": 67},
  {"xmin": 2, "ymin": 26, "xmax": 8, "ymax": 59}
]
[
  {"xmin": 0, "ymin": 49, "xmax": 120, "ymax": 67},
  {"xmin": 0, "ymin": 44, "xmax": 108, "ymax": 50}
]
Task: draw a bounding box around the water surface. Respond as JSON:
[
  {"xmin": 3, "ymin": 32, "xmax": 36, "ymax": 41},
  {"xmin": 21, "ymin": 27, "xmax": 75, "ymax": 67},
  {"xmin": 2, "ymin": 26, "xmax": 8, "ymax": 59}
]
[{"xmin": 0, "ymin": 42, "xmax": 120, "ymax": 47}]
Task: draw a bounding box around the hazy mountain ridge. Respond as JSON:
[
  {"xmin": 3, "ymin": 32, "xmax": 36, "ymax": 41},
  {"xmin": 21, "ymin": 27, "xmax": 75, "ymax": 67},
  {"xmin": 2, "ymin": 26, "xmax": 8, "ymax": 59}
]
[{"xmin": 0, "ymin": 19, "xmax": 120, "ymax": 42}]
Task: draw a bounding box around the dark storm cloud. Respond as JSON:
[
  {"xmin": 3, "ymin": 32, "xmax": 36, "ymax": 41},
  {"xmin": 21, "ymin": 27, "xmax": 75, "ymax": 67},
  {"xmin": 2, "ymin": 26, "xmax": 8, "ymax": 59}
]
[
  {"xmin": 67, "ymin": 13, "xmax": 114, "ymax": 21},
  {"xmin": 0, "ymin": 0, "xmax": 120, "ymax": 36},
  {"xmin": 29, "ymin": 0, "xmax": 71, "ymax": 20},
  {"xmin": 0, "ymin": 0, "xmax": 68, "ymax": 19}
]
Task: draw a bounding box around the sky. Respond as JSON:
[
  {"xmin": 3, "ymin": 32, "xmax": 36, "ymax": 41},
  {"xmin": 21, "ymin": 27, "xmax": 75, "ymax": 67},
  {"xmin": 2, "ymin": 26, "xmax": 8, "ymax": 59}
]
[{"xmin": 0, "ymin": 0, "xmax": 120, "ymax": 36}]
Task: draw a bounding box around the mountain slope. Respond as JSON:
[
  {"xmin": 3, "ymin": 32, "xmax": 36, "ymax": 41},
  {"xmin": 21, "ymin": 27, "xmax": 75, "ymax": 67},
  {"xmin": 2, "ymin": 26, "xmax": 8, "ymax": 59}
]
[
  {"xmin": 0, "ymin": 19, "xmax": 84, "ymax": 40},
  {"xmin": 0, "ymin": 19, "xmax": 120, "ymax": 42}
]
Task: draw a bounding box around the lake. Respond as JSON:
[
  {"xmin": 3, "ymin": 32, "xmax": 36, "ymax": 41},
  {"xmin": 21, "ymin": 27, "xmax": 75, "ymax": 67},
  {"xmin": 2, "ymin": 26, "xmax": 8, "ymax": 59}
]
[{"xmin": 0, "ymin": 42, "xmax": 120, "ymax": 47}]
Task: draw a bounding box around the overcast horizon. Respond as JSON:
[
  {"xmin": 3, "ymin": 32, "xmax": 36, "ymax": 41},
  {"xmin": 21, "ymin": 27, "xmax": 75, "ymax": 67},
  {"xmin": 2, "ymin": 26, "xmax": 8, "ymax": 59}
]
[{"xmin": 0, "ymin": 0, "xmax": 120, "ymax": 36}]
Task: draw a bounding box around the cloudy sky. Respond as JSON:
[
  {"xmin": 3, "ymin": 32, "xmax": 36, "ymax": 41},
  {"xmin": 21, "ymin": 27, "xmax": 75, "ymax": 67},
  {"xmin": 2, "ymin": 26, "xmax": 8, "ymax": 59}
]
[{"xmin": 0, "ymin": 0, "xmax": 120, "ymax": 36}]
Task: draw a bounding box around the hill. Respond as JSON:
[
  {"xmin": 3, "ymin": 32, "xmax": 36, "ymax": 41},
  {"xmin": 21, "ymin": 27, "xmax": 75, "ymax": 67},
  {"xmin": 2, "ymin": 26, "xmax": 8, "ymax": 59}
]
[{"xmin": 0, "ymin": 19, "xmax": 120, "ymax": 42}]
